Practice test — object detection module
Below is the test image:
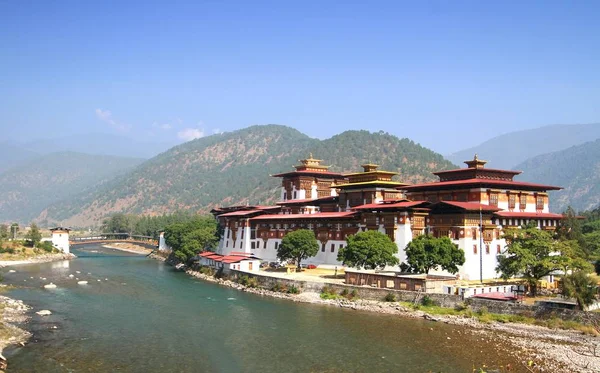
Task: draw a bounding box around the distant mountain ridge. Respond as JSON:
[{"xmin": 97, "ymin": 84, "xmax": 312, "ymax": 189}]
[
  {"xmin": 515, "ymin": 139, "xmax": 600, "ymax": 212},
  {"xmin": 0, "ymin": 152, "xmax": 144, "ymax": 224},
  {"xmin": 40, "ymin": 125, "xmax": 456, "ymax": 227},
  {"xmin": 447, "ymin": 123, "xmax": 600, "ymax": 169}
]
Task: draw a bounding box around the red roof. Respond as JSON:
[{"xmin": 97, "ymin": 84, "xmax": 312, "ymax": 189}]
[
  {"xmin": 494, "ymin": 211, "xmax": 564, "ymax": 219},
  {"xmin": 276, "ymin": 196, "xmax": 337, "ymax": 205},
  {"xmin": 198, "ymin": 252, "xmax": 217, "ymax": 257},
  {"xmin": 353, "ymin": 201, "xmax": 429, "ymax": 210},
  {"xmin": 271, "ymin": 170, "xmax": 346, "ymax": 178},
  {"xmin": 472, "ymin": 292, "xmax": 518, "ymax": 301},
  {"xmin": 433, "ymin": 201, "xmax": 501, "ymax": 212},
  {"xmin": 433, "ymin": 168, "xmax": 522, "ymax": 176},
  {"xmin": 404, "ymin": 178, "xmax": 562, "ymax": 191},
  {"xmin": 218, "ymin": 209, "xmax": 262, "ymax": 217},
  {"xmin": 222, "ymin": 254, "xmax": 261, "ymax": 263},
  {"xmin": 250, "ymin": 212, "xmax": 358, "ymax": 221}
]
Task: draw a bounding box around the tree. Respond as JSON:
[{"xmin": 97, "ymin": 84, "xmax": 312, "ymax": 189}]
[
  {"xmin": 337, "ymin": 230, "xmax": 399, "ymax": 270},
  {"xmin": 497, "ymin": 223, "xmax": 570, "ymax": 296},
  {"xmin": 562, "ymin": 271, "xmax": 598, "ymax": 310},
  {"xmin": 25, "ymin": 223, "xmax": 42, "ymax": 248},
  {"xmin": 278, "ymin": 229, "xmax": 319, "ymax": 271},
  {"xmin": 10, "ymin": 223, "xmax": 19, "ymax": 240},
  {"xmin": 0, "ymin": 224, "xmax": 8, "ymax": 240},
  {"xmin": 404, "ymin": 235, "xmax": 465, "ymax": 274},
  {"xmin": 164, "ymin": 216, "xmax": 218, "ymax": 263}
]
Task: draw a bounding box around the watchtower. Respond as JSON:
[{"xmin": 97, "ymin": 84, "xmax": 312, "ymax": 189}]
[{"xmin": 50, "ymin": 227, "xmax": 71, "ymax": 254}]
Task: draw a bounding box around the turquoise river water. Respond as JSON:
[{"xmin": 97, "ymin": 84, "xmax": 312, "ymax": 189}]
[{"xmin": 0, "ymin": 245, "xmax": 525, "ymax": 372}]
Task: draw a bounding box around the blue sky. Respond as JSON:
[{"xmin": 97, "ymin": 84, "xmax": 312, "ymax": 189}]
[{"xmin": 1, "ymin": 0, "xmax": 599, "ymax": 154}]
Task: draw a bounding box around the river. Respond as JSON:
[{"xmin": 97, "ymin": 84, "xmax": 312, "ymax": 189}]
[{"xmin": 1, "ymin": 245, "xmax": 523, "ymax": 372}]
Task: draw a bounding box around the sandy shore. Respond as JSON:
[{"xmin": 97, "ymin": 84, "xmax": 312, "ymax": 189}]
[
  {"xmin": 102, "ymin": 243, "xmax": 153, "ymax": 254},
  {"xmin": 182, "ymin": 268, "xmax": 600, "ymax": 373},
  {"xmin": 0, "ymin": 253, "xmax": 75, "ymax": 268}
]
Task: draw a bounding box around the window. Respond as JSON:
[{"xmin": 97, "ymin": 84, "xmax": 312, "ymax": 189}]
[
  {"xmin": 321, "ymin": 243, "xmax": 325, "ymax": 252},
  {"xmin": 473, "ymin": 244, "xmax": 477, "ymax": 254},
  {"xmin": 497, "ymin": 244, "xmax": 501, "ymax": 254},
  {"xmin": 508, "ymin": 194, "xmax": 516, "ymax": 209},
  {"xmin": 251, "ymin": 242, "xmax": 255, "ymax": 250},
  {"xmin": 489, "ymin": 193, "xmax": 499, "ymax": 207},
  {"xmin": 536, "ymin": 196, "xmax": 544, "ymax": 210},
  {"xmin": 330, "ymin": 244, "xmax": 335, "ymax": 253},
  {"xmin": 520, "ymin": 195, "xmax": 527, "ymax": 208},
  {"xmin": 485, "ymin": 245, "xmax": 490, "ymax": 254},
  {"xmin": 386, "ymin": 280, "xmax": 394, "ymax": 288},
  {"xmin": 263, "ymin": 240, "xmax": 267, "ymax": 249},
  {"xmin": 400, "ymin": 283, "xmax": 407, "ymax": 290},
  {"xmin": 274, "ymin": 242, "xmax": 279, "ymax": 251}
]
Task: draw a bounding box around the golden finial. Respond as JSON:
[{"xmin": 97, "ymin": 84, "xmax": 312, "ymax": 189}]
[
  {"xmin": 474, "ymin": 154, "xmax": 478, "ymax": 161},
  {"xmin": 309, "ymin": 152, "xmax": 313, "ymax": 159}
]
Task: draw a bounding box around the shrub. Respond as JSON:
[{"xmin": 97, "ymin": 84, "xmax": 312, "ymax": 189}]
[
  {"xmin": 271, "ymin": 282, "xmax": 288, "ymax": 293},
  {"xmin": 350, "ymin": 289, "xmax": 359, "ymax": 299},
  {"xmin": 0, "ymin": 247, "xmax": 15, "ymax": 255},
  {"xmin": 454, "ymin": 302, "xmax": 468, "ymax": 311},
  {"xmin": 421, "ymin": 295, "xmax": 435, "ymax": 307},
  {"xmin": 320, "ymin": 285, "xmax": 339, "ymax": 300},
  {"xmin": 247, "ymin": 277, "xmax": 259, "ymax": 288},
  {"xmin": 287, "ymin": 285, "xmax": 300, "ymax": 294},
  {"xmin": 199, "ymin": 266, "xmax": 215, "ymax": 276},
  {"xmin": 340, "ymin": 289, "xmax": 349, "ymax": 297},
  {"xmin": 477, "ymin": 306, "xmax": 489, "ymax": 316},
  {"xmin": 39, "ymin": 241, "xmax": 54, "ymax": 253},
  {"xmin": 384, "ymin": 293, "xmax": 397, "ymax": 302}
]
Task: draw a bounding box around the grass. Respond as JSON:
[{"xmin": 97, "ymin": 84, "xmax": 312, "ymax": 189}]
[{"xmin": 396, "ymin": 301, "xmax": 599, "ymax": 335}]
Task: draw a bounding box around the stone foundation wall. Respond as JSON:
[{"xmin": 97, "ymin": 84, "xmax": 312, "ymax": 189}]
[
  {"xmin": 468, "ymin": 298, "xmax": 600, "ymax": 322},
  {"xmin": 229, "ymin": 270, "xmax": 462, "ymax": 308}
]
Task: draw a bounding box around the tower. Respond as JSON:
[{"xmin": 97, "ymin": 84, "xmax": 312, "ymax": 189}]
[{"xmin": 50, "ymin": 227, "xmax": 71, "ymax": 254}]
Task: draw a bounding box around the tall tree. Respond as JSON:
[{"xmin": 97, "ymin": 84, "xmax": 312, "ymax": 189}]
[
  {"xmin": 25, "ymin": 222, "xmax": 42, "ymax": 248},
  {"xmin": 0, "ymin": 224, "xmax": 8, "ymax": 240},
  {"xmin": 10, "ymin": 223, "xmax": 19, "ymax": 239},
  {"xmin": 278, "ymin": 229, "xmax": 319, "ymax": 271},
  {"xmin": 497, "ymin": 223, "xmax": 570, "ymax": 296},
  {"xmin": 338, "ymin": 230, "xmax": 399, "ymax": 270},
  {"xmin": 404, "ymin": 235, "xmax": 465, "ymax": 274},
  {"xmin": 561, "ymin": 271, "xmax": 598, "ymax": 310}
]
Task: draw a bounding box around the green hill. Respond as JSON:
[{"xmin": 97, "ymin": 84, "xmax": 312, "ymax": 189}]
[
  {"xmin": 515, "ymin": 139, "xmax": 600, "ymax": 212},
  {"xmin": 42, "ymin": 125, "xmax": 456, "ymax": 227},
  {"xmin": 0, "ymin": 152, "xmax": 144, "ymax": 224},
  {"xmin": 447, "ymin": 123, "xmax": 600, "ymax": 169}
]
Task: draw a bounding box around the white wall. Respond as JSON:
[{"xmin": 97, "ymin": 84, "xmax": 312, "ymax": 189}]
[
  {"xmin": 51, "ymin": 231, "xmax": 70, "ymax": 254},
  {"xmin": 158, "ymin": 232, "xmax": 172, "ymax": 252}
]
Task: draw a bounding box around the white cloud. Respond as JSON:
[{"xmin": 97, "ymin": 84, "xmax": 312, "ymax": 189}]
[
  {"xmin": 95, "ymin": 108, "xmax": 130, "ymax": 132},
  {"xmin": 160, "ymin": 123, "xmax": 172, "ymax": 130},
  {"xmin": 177, "ymin": 128, "xmax": 205, "ymax": 142},
  {"xmin": 212, "ymin": 128, "xmax": 223, "ymax": 134}
]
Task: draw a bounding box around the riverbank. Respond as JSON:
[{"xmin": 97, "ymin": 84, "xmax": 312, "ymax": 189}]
[
  {"xmin": 182, "ymin": 267, "xmax": 600, "ymax": 373},
  {"xmin": 102, "ymin": 243, "xmax": 153, "ymax": 254},
  {"xmin": 0, "ymin": 252, "xmax": 75, "ymax": 267},
  {"xmin": 0, "ymin": 295, "xmax": 31, "ymax": 372}
]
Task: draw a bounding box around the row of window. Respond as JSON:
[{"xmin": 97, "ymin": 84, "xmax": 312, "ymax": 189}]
[{"xmin": 473, "ymin": 244, "xmax": 502, "ymax": 255}]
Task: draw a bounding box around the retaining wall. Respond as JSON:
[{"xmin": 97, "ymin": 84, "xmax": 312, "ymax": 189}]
[{"xmin": 229, "ymin": 270, "xmax": 462, "ymax": 307}]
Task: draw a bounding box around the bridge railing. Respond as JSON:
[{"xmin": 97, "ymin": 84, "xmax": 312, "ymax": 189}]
[{"xmin": 70, "ymin": 233, "xmax": 158, "ymax": 245}]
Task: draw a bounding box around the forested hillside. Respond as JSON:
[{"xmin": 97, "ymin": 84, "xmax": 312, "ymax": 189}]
[
  {"xmin": 0, "ymin": 142, "xmax": 39, "ymax": 174},
  {"xmin": 515, "ymin": 139, "xmax": 600, "ymax": 212},
  {"xmin": 41, "ymin": 125, "xmax": 456, "ymax": 227},
  {"xmin": 447, "ymin": 123, "xmax": 600, "ymax": 169},
  {"xmin": 0, "ymin": 152, "xmax": 144, "ymax": 224}
]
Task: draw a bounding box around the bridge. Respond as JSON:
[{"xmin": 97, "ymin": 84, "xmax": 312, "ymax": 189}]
[{"xmin": 70, "ymin": 233, "xmax": 158, "ymax": 249}]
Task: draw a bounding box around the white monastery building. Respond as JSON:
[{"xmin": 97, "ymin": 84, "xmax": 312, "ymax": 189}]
[{"xmin": 212, "ymin": 155, "xmax": 563, "ymax": 280}]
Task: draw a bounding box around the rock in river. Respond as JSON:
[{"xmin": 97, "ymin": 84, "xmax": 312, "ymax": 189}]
[{"xmin": 36, "ymin": 310, "xmax": 52, "ymax": 316}]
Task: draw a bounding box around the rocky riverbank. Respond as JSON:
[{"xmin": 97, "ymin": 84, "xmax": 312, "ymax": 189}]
[
  {"xmin": 0, "ymin": 295, "xmax": 32, "ymax": 372},
  {"xmin": 183, "ymin": 268, "xmax": 600, "ymax": 373},
  {"xmin": 0, "ymin": 252, "xmax": 76, "ymax": 268}
]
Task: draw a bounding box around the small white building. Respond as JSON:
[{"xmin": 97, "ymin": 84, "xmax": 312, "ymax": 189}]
[
  {"xmin": 158, "ymin": 232, "xmax": 172, "ymax": 252},
  {"xmin": 50, "ymin": 227, "xmax": 71, "ymax": 254},
  {"xmin": 196, "ymin": 251, "xmax": 261, "ymax": 274}
]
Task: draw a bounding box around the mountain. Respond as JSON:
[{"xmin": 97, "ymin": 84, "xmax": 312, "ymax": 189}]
[
  {"xmin": 446, "ymin": 123, "xmax": 600, "ymax": 169},
  {"xmin": 41, "ymin": 125, "xmax": 456, "ymax": 227},
  {"xmin": 23, "ymin": 133, "xmax": 177, "ymax": 159},
  {"xmin": 0, "ymin": 152, "xmax": 144, "ymax": 224},
  {"xmin": 0, "ymin": 142, "xmax": 39, "ymax": 174},
  {"xmin": 515, "ymin": 139, "xmax": 600, "ymax": 212}
]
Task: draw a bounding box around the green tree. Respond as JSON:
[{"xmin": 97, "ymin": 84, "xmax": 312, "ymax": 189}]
[
  {"xmin": 164, "ymin": 216, "xmax": 218, "ymax": 263},
  {"xmin": 0, "ymin": 224, "xmax": 8, "ymax": 240},
  {"xmin": 25, "ymin": 223, "xmax": 42, "ymax": 248},
  {"xmin": 278, "ymin": 229, "xmax": 319, "ymax": 271},
  {"xmin": 10, "ymin": 223, "xmax": 19, "ymax": 239},
  {"xmin": 561, "ymin": 271, "xmax": 598, "ymax": 310},
  {"xmin": 338, "ymin": 230, "xmax": 399, "ymax": 270},
  {"xmin": 404, "ymin": 235, "xmax": 465, "ymax": 274},
  {"xmin": 497, "ymin": 223, "xmax": 570, "ymax": 296}
]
